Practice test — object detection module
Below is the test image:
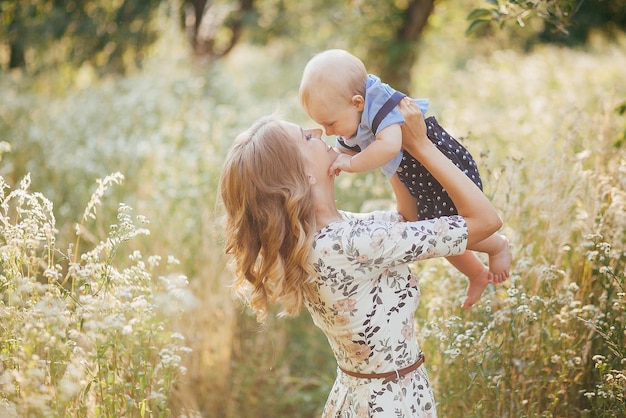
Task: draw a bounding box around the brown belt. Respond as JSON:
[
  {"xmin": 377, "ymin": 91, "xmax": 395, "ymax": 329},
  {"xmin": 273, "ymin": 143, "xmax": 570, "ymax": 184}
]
[{"xmin": 338, "ymin": 351, "xmax": 425, "ymax": 383}]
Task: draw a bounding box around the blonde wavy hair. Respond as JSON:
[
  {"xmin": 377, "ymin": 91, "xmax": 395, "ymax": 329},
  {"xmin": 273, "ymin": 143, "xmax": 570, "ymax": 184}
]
[{"xmin": 219, "ymin": 116, "xmax": 317, "ymax": 322}]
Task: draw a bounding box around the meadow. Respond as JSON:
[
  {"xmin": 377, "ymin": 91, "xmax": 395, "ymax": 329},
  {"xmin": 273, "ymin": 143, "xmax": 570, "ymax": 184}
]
[{"xmin": 1, "ymin": 6, "xmax": 625, "ymax": 418}]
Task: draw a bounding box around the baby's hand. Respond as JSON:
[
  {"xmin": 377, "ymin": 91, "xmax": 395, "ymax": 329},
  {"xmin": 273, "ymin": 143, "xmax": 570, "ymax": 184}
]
[{"xmin": 329, "ymin": 154, "xmax": 353, "ymax": 176}]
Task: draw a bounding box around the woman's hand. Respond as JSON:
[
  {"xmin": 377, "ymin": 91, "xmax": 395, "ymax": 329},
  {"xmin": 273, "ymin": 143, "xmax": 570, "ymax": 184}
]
[{"xmin": 398, "ymin": 98, "xmax": 429, "ymax": 156}]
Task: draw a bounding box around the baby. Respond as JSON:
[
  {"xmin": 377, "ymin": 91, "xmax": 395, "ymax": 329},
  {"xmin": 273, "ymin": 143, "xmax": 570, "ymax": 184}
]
[{"xmin": 299, "ymin": 49, "xmax": 510, "ymax": 308}]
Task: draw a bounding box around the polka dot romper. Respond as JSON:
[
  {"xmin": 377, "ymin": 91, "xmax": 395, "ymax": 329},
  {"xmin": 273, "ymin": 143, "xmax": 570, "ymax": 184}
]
[{"xmin": 397, "ymin": 116, "xmax": 483, "ymax": 220}]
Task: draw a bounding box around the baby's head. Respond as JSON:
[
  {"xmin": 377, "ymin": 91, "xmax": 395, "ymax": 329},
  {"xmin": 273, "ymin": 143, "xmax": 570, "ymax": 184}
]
[{"xmin": 299, "ymin": 49, "xmax": 367, "ymax": 138}]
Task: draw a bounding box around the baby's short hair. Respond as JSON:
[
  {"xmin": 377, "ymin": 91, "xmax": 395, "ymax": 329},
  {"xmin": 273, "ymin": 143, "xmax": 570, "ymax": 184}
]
[{"xmin": 299, "ymin": 49, "xmax": 367, "ymax": 110}]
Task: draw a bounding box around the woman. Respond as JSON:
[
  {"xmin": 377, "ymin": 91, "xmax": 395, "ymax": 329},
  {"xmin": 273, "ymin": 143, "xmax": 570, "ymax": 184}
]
[{"xmin": 219, "ymin": 99, "xmax": 502, "ymax": 416}]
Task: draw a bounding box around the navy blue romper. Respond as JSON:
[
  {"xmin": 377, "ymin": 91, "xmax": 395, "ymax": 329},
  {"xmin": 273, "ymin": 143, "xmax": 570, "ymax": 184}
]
[
  {"xmin": 341, "ymin": 91, "xmax": 483, "ymax": 221},
  {"xmin": 398, "ymin": 116, "xmax": 482, "ymax": 220}
]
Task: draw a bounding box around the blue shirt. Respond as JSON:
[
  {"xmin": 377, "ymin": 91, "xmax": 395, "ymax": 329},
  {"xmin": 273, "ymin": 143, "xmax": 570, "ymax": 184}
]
[{"xmin": 338, "ymin": 74, "xmax": 429, "ymax": 178}]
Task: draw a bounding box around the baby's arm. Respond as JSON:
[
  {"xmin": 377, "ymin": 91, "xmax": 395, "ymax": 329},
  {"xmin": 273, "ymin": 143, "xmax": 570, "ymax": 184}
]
[{"xmin": 329, "ymin": 124, "xmax": 403, "ymax": 175}]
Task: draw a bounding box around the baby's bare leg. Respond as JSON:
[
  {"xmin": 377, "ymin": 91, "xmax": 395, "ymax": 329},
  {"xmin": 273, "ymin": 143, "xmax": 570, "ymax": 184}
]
[
  {"xmin": 471, "ymin": 233, "xmax": 511, "ymax": 283},
  {"xmin": 446, "ymin": 252, "xmax": 490, "ymax": 309}
]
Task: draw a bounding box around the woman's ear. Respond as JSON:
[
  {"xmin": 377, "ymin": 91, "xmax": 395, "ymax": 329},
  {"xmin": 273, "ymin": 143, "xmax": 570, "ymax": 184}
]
[{"xmin": 351, "ymin": 95, "xmax": 365, "ymax": 111}]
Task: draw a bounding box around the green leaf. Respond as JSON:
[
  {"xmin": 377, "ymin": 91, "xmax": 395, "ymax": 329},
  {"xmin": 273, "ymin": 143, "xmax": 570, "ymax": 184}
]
[
  {"xmin": 466, "ymin": 19, "xmax": 491, "ymax": 36},
  {"xmin": 467, "ymin": 8, "xmax": 496, "ymax": 21}
]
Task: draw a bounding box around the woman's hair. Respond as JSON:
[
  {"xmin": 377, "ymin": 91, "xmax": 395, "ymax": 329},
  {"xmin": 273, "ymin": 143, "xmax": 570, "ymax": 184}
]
[
  {"xmin": 219, "ymin": 116, "xmax": 317, "ymax": 322},
  {"xmin": 299, "ymin": 49, "xmax": 367, "ymax": 112}
]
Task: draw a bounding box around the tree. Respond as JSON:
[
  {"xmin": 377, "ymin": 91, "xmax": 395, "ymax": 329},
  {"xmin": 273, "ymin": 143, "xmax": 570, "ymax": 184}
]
[
  {"xmin": 467, "ymin": 0, "xmax": 626, "ymax": 43},
  {"xmin": 179, "ymin": 0, "xmax": 256, "ymax": 59},
  {"xmin": 180, "ymin": 0, "xmax": 624, "ymax": 93},
  {"xmin": 0, "ymin": 0, "xmax": 162, "ymax": 74},
  {"xmin": 351, "ymin": 0, "xmax": 435, "ymax": 94},
  {"xmin": 238, "ymin": 0, "xmax": 436, "ymax": 91}
]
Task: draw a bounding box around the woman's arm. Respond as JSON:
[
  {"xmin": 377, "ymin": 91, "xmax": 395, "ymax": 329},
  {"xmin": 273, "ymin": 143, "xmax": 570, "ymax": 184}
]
[{"xmin": 398, "ymin": 99, "xmax": 502, "ymax": 248}]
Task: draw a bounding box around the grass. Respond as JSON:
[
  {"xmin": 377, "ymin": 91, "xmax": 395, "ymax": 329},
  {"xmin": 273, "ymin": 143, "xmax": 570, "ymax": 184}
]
[
  {"xmin": 0, "ymin": 174, "xmax": 190, "ymax": 417},
  {"xmin": 1, "ymin": 6, "xmax": 625, "ymax": 417}
]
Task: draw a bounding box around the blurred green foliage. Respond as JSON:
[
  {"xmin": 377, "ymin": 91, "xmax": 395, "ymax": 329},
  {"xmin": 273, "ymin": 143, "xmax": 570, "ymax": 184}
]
[
  {"xmin": 0, "ymin": 0, "xmax": 161, "ymax": 74},
  {"xmin": 467, "ymin": 0, "xmax": 626, "ymax": 44},
  {"xmin": 539, "ymin": 0, "xmax": 626, "ymax": 43},
  {"xmin": 3, "ymin": 0, "xmax": 626, "ymax": 91}
]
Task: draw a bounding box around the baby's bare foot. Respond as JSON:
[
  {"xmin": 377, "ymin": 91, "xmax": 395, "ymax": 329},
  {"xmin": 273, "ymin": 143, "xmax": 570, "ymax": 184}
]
[
  {"xmin": 462, "ymin": 267, "xmax": 490, "ymax": 309},
  {"xmin": 489, "ymin": 235, "xmax": 511, "ymax": 284}
]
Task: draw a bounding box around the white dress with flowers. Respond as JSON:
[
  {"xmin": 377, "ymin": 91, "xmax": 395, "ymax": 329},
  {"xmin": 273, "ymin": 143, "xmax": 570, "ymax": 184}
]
[{"xmin": 305, "ymin": 210, "xmax": 468, "ymax": 417}]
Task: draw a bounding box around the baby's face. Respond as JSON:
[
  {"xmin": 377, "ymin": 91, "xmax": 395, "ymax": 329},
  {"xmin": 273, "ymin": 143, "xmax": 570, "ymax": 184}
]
[{"xmin": 306, "ymin": 97, "xmax": 361, "ymax": 140}]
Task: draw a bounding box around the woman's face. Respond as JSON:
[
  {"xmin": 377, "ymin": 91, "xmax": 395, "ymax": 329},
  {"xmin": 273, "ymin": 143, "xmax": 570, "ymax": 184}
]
[{"xmin": 280, "ymin": 121, "xmax": 338, "ymax": 177}]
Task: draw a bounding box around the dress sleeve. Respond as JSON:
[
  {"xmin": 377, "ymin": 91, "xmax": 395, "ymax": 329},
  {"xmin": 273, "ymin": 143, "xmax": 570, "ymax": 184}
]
[
  {"xmin": 342, "ymin": 215, "xmax": 468, "ymax": 270},
  {"xmin": 339, "ymin": 210, "xmax": 404, "ymax": 223}
]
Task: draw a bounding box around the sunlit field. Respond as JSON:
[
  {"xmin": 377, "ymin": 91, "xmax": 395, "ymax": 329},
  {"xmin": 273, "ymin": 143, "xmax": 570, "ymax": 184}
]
[{"xmin": 1, "ymin": 5, "xmax": 625, "ymax": 417}]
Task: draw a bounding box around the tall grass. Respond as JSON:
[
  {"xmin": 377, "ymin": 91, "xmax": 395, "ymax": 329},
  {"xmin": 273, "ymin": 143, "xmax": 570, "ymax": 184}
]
[
  {"xmin": 0, "ymin": 172, "xmax": 190, "ymax": 417},
  {"xmin": 412, "ymin": 25, "xmax": 626, "ymax": 417},
  {"xmin": 1, "ymin": 8, "xmax": 625, "ymax": 417}
]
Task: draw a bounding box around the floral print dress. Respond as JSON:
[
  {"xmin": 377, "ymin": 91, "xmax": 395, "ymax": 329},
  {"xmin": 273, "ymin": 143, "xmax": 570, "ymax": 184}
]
[{"xmin": 305, "ymin": 210, "xmax": 468, "ymax": 417}]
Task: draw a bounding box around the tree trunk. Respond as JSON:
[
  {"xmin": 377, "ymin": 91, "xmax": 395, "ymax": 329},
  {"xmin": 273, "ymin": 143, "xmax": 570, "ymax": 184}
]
[
  {"xmin": 373, "ymin": 0, "xmax": 435, "ymax": 94},
  {"xmin": 181, "ymin": 0, "xmax": 210, "ymax": 50},
  {"xmin": 182, "ymin": 0, "xmax": 254, "ymax": 60},
  {"xmin": 9, "ymin": 42, "xmax": 25, "ymax": 69}
]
